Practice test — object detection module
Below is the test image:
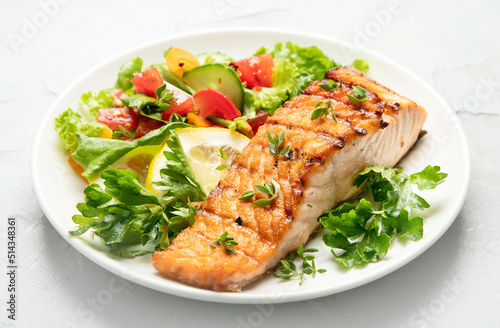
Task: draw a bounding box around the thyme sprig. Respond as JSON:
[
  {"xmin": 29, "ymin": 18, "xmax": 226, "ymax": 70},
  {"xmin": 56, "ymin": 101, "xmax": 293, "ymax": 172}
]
[
  {"xmin": 311, "ymin": 100, "xmax": 338, "ymax": 122},
  {"xmin": 211, "ymin": 231, "xmax": 238, "ymax": 254},
  {"xmin": 274, "ymin": 245, "xmax": 327, "ymax": 285}
]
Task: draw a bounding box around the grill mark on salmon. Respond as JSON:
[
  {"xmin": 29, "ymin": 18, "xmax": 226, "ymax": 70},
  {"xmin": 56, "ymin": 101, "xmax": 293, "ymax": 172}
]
[{"xmin": 152, "ymin": 66, "xmax": 427, "ymax": 291}]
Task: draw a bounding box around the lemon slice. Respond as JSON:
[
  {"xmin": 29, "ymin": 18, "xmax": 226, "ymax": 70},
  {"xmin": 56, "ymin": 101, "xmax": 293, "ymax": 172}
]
[
  {"xmin": 146, "ymin": 127, "xmax": 250, "ymax": 199},
  {"xmin": 112, "ymin": 145, "xmax": 159, "ymax": 185}
]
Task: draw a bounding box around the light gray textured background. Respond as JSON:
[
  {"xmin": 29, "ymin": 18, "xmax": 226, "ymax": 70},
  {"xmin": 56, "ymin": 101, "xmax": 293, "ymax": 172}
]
[{"xmin": 1, "ymin": 0, "xmax": 499, "ymax": 327}]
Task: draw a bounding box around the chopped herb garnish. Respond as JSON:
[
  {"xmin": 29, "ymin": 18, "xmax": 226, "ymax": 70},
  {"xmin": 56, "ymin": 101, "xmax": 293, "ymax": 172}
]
[
  {"xmin": 311, "ymin": 100, "xmax": 338, "ymax": 122},
  {"xmin": 155, "ymin": 83, "xmax": 175, "ymax": 104},
  {"xmin": 211, "ymin": 231, "xmax": 238, "ymax": 254},
  {"xmin": 346, "ymin": 86, "xmax": 369, "ymax": 105},
  {"xmin": 319, "ymin": 79, "xmax": 343, "ymax": 91},
  {"xmin": 239, "ymin": 178, "xmax": 280, "ymax": 207},
  {"xmin": 274, "ymin": 245, "xmax": 327, "ymax": 285},
  {"xmin": 238, "ymin": 191, "xmax": 256, "ymax": 200},
  {"xmin": 216, "ymin": 148, "xmax": 230, "ymax": 171},
  {"xmin": 267, "ymin": 131, "xmax": 290, "ymax": 157}
]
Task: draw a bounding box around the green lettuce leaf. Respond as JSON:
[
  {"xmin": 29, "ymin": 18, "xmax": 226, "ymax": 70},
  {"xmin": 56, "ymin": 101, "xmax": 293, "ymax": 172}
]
[
  {"xmin": 243, "ymin": 59, "xmax": 300, "ymax": 115},
  {"xmin": 351, "ymin": 59, "xmax": 369, "ymax": 73},
  {"xmin": 54, "ymin": 108, "xmax": 106, "ymax": 152},
  {"xmin": 197, "ymin": 51, "xmax": 233, "ymax": 65},
  {"xmin": 115, "ymin": 57, "xmax": 143, "ymax": 92},
  {"xmin": 72, "ymin": 122, "xmax": 190, "ymax": 181},
  {"xmin": 265, "ymin": 41, "xmax": 338, "ymax": 90},
  {"xmin": 121, "ymin": 93, "xmax": 157, "ymax": 110},
  {"xmin": 245, "ymin": 42, "xmax": 337, "ymax": 115},
  {"xmin": 79, "ymin": 90, "xmax": 114, "ymax": 118}
]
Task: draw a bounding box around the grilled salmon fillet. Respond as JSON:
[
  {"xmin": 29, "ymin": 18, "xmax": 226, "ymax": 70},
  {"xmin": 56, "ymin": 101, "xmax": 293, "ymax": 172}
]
[{"xmin": 152, "ymin": 67, "xmax": 427, "ymax": 291}]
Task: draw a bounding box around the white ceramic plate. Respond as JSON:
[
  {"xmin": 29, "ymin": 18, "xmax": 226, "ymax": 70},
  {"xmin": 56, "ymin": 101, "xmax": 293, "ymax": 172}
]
[{"xmin": 32, "ymin": 28, "xmax": 470, "ymax": 304}]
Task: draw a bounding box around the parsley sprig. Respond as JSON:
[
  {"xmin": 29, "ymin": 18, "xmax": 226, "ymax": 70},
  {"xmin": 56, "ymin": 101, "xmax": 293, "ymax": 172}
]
[
  {"xmin": 311, "ymin": 100, "xmax": 338, "ymax": 122},
  {"xmin": 211, "ymin": 232, "xmax": 238, "ymax": 254},
  {"xmin": 151, "ymin": 132, "xmax": 207, "ymax": 204},
  {"xmin": 69, "ymin": 167, "xmax": 198, "ymax": 257},
  {"xmin": 346, "ymin": 86, "xmax": 369, "ymax": 105},
  {"xmin": 267, "ymin": 132, "xmax": 290, "ymax": 157},
  {"xmin": 274, "ymin": 245, "xmax": 327, "ymax": 285},
  {"xmin": 320, "ymin": 165, "xmax": 447, "ymax": 268},
  {"xmin": 121, "ymin": 83, "xmax": 175, "ymax": 121},
  {"xmin": 238, "ymin": 178, "xmax": 280, "ymax": 207},
  {"xmin": 155, "ymin": 84, "xmax": 175, "ymax": 109}
]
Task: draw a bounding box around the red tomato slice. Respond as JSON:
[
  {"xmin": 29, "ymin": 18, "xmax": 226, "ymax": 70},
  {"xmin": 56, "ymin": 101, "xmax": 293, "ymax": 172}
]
[
  {"xmin": 111, "ymin": 89, "xmax": 126, "ymax": 108},
  {"xmin": 161, "ymin": 88, "xmax": 195, "ymax": 120},
  {"xmin": 135, "ymin": 117, "xmax": 165, "ymax": 138},
  {"xmin": 97, "ymin": 108, "xmax": 138, "ymax": 130},
  {"xmin": 232, "ymin": 53, "xmax": 274, "ymax": 89},
  {"xmin": 193, "ymin": 89, "xmax": 241, "ymax": 120},
  {"xmin": 131, "ymin": 67, "xmax": 163, "ymax": 98}
]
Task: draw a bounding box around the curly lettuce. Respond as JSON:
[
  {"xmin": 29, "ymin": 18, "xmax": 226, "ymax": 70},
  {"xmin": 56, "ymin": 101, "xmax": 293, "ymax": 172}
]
[
  {"xmin": 79, "ymin": 90, "xmax": 114, "ymax": 118},
  {"xmin": 54, "ymin": 109, "xmax": 107, "ymax": 152},
  {"xmin": 245, "ymin": 42, "xmax": 339, "ymax": 115}
]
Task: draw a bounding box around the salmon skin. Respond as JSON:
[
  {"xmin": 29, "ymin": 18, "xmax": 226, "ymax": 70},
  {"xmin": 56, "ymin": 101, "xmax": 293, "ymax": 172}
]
[{"xmin": 152, "ymin": 67, "xmax": 427, "ymax": 292}]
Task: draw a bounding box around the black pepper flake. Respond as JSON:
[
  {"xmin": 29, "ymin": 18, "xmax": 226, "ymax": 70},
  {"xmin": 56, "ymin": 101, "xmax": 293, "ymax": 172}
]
[
  {"xmin": 283, "ymin": 150, "xmax": 294, "ymax": 160},
  {"xmin": 235, "ymin": 217, "xmax": 242, "ymax": 226}
]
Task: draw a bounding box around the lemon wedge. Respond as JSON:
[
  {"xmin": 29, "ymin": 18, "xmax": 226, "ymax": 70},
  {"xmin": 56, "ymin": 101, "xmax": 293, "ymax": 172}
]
[
  {"xmin": 112, "ymin": 145, "xmax": 159, "ymax": 185},
  {"xmin": 146, "ymin": 127, "xmax": 250, "ymax": 199}
]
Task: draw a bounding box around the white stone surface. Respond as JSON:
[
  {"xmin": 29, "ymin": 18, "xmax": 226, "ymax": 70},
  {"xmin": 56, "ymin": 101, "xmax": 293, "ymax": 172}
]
[{"xmin": 1, "ymin": 0, "xmax": 499, "ymax": 327}]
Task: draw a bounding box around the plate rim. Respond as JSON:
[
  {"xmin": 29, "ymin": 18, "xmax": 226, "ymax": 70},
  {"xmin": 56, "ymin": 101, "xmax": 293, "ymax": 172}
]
[{"xmin": 31, "ymin": 27, "xmax": 471, "ymax": 304}]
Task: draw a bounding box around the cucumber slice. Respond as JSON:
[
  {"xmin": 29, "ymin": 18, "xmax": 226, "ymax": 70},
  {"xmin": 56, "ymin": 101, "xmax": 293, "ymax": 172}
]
[{"xmin": 182, "ymin": 63, "xmax": 244, "ymax": 110}]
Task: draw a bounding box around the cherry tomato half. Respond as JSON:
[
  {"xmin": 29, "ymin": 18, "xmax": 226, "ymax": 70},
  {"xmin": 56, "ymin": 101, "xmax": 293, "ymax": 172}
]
[
  {"xmin": 161, "ymin": 88, "xmax": 195, "ymax": 120},
  {"xmin": 232, "ymin": 53, "xmax": 274, "ymax": 89},
  {"xmin": 111, "ymin": 89, "xmax": 126, "ymax": 108},
  {"xmin": 131, "ymin": 67, "xmax": 163, "ymax": 98},
  {"xmin": 97, "ymin": 108, "xmax": 138, "ymax": 130},
  {"xmin": 193, "ymin": 89, "xmax": 241, "ymax": 121},
  {"xmin": 135, "ymin": 117, "xmax": 165, "ymax": 138}
]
